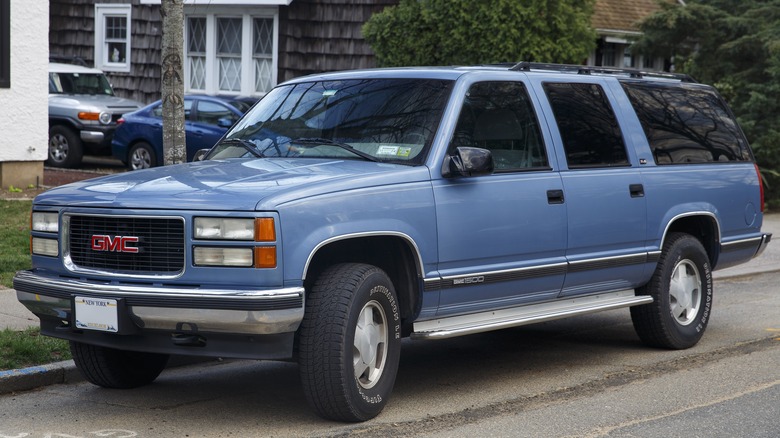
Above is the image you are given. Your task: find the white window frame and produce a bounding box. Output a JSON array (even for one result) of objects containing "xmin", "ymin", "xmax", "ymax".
[
  {"xmin": 95, "ymin": 4, "xmax": 132, "ymax": 73},
  {"xmin": 184, "ymin": 6, "xmax": 278, "ymax": 97}
]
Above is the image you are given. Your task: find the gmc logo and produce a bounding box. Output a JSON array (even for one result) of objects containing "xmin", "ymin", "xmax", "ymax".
[{"xmin": 90, "ymin": 235, "xmax": 140, "ymax": 253}]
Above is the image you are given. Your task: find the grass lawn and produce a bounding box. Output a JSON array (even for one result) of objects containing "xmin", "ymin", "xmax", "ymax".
[
  {"xmin": 0, "ymin": 200, "xmax": 72, "ymax": 369},
  {"xmin": 0, "ymin": 327, "xmax": 72, "ymax": 370},
  {"xmin": 0, "ymin": 200, "xmax": 32, "ymax": 289}
]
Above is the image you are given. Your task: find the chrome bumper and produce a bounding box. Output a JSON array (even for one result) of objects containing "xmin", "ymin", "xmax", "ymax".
[
  {"xmin": 13, "ymin": 270, "xmax": 304, "ymax": 335},
  {"xmin": 79, "ymin": 130, "xmax": 105, "ymax": 144},
  {"xmin": 755, "ymin": 233, "xmax": 772, "ymax": 258}
]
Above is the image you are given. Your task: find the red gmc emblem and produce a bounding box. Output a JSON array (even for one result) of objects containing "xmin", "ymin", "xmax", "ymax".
[{"xmin": 90, "ymin": 235, "xmax": 140, "ymax": 253}]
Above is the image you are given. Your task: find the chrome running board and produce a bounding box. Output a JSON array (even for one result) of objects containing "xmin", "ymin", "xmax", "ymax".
[{"xmin": 411, "ymin": 290, "xmax": 653, "ymax": 340}]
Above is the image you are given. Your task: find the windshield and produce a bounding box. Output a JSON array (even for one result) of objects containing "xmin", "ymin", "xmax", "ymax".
[
  {"xmin": 49, "ymin": 72, "xmax": 115, "ymax": 96},
  {"xmin": 209, "ymin": 78, "xmax": 453, "ymax": 164}
]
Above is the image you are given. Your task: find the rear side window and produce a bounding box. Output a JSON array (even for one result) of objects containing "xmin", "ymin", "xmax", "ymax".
[
  {"xmin": 621, "ymin": 82, "xmax": 751, "ymax": 164},
  {"xmin": 543, "ymin": 82, "xmax": 628, "ymax": 168}
]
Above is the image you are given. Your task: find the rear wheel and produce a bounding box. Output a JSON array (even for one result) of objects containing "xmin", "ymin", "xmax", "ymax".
[
  {"xmin": 47, "ymin": 126, "xmax": 83, "ymax": 168},
  {"xmin": 631, "ymin": 232, "xmax": 713, "ymax": 349},
  {"xmin": 70, "ymin": 341, "xmax": 169, "ymax": 389},
  {"xmin": 128, "ymin": 142, "xmax": 156, "ymax": 170},
  {"xmin": 298, "ymin": 263, "xmax": 402, "ymax": 422}
]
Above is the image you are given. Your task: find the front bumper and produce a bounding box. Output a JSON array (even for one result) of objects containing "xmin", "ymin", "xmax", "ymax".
[{"xmin": 13, "ymin": 270, "xmax": 304, "ymax": 359}]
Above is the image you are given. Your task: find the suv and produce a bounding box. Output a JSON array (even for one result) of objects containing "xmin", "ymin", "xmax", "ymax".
[
  {"xmin": 16, "ymin": 63, "xmax": 771, "ymax": 422},
  {"xmin": 48, "ymin": 62, "xmax": 143, "ymax": 168}
]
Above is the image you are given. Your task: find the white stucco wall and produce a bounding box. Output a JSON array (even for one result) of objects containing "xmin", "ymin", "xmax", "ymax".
[{"xmin": 0, "ymin": 0, "xmax": 49, "ymax": 163}]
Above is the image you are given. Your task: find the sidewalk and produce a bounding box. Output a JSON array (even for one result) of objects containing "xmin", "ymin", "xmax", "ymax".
[{"xmin": 0, "ymin": 213, "xmax": 777, "ymax": 393}]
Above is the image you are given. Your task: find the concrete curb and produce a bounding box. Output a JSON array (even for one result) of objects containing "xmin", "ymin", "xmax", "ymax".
[{"xmin": 0, "ymin": 360, "xmax": 82, "ymax": 395}]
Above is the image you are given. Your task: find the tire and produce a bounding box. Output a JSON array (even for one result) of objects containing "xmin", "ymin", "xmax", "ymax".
[
  {"xmin": 128, "ymin": 142, "xmax": 156, "ymax": 170},
  {"xmin": 70, "ymin": 341, "xmax": 169, "ymax": 389},
  {"xmin": 631, "ymin": 232, "xmax": 713, "ymax": 349},
  {"xmin": 298, "ymin": 263, "xmax": 402, "ymax": 422},
  {"xmin": 47, "ymin": 126, "xmax": 83, "ymax": 168}
]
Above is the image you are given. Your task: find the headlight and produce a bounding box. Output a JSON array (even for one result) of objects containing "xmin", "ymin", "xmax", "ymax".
[
  {"xmin": 99, "ymin": 111, "xmax": 112, "ymax": 124},
  {"xmin": 194, "ymin": 218, "xmax": 255, "ymax": 240},
  {"xmin": 193, "ymin": 217, "xmax": 275, "ymax": 241},
  {"xmin": 32, "ymin": 212, "xmax": 58, "ymax": 232},
  {"xmin": 32, "ymin": 237, "xmax": 59, "ymax": 257},
  {"xmin": 193, "ymin": 247, "xmax": 254, "ymax": 267}
]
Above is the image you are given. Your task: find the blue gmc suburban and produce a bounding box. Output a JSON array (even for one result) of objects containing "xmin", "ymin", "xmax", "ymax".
[{"xmin": 15, "ymin": 63, "xmax": 771, "ymax": 422}]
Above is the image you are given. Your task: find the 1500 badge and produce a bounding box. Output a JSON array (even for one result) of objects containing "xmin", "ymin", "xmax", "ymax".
[{"xmin": 453, "ymin": 276, "xmax": 485, "ymax": 285}]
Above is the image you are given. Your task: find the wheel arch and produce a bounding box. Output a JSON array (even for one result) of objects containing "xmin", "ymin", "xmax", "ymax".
[
  {"xmin": 661, "ymin": 212, "xmax": 721, "ymax": 267},
  {"xmin": 303, "ymin": 232, "xmax": 424, "ymax": 330},
  {"xmin": 48, "ymin": 116, "xmax": 82, "ymax": 131}
]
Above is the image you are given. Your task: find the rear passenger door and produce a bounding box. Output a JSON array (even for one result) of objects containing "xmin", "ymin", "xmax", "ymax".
[
  {"xmin": 536, "ymin": 79, "xmax": 648, "ymax": 297},
  {"xmin": 432, "ymin": 79, "xmax": 567, "ymax": 317}
]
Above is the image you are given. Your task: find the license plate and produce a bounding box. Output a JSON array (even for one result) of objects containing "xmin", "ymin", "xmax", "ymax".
[{"xmin": 74, "ymin": 296, "xmax": 119, "ymax": 332}]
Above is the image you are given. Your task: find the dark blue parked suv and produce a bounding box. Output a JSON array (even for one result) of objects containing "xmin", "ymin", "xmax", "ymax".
[{"xmin": 16, "ymin": 63, "xmax": 771, "ymax": 422}]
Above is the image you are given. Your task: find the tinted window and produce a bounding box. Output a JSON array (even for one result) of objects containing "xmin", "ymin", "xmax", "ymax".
[
  {"xmin": 621, "ymin": 82, "xmax": 751, "ymax": 164},
  {"xmin": 544, "ymin": 82, "xmax": 628, "ymax": 168},
  {"xmin": 49, "ymin": 73, "xmax": 114, "ymax": 96},
  {"xmin": 224, "ymin": 78, "xmax": 453, "ymax": 164},
  {"xmin": 451, "ymin": 81, "xmax": 547, "ymax": 171},
  {"xmin": 152, "ymin": 99, "xmax": 194, "ymax": 118},
  {"xmin": 196, "ymin": 101, "xmax": 237, "ymax": 126}
]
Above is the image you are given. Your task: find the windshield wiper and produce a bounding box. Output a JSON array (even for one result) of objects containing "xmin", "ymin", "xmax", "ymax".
[
  {"xmin": 292, "ymin": 138, "xmax": 379, "ymax": 162},
  {"xmin": 217, "ymin": 138, "xmax": 265, "ymax": 158}
]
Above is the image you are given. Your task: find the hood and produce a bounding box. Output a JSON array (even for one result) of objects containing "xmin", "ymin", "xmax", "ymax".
[
  {"xmin": 49, "ymin": 94, "xmax": 143, "ymax": 111},
  {"xmin": 34, "ymin": 159, "xmax": 431, "ymax": 211}
]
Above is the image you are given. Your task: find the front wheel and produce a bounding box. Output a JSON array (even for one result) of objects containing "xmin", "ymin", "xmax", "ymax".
[
  {"xmin": 70, "ymin": 341, "xmax": 169, "ymax": 388},
  {"xmin": 298, "ymin": 263, "xmax": 402, "ymax": 422},
  {"xmin": 631, "ymin": 232, "xmax": 713, "ymax": 349},
  {"xmin": 47, "ymin": 126, "xmax": 83, "ymax": 168}
]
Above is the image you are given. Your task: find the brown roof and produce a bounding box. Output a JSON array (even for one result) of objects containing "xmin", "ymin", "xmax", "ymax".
[{"xmin": 592, "ymin": 0, "xmax": 678, "ymax": 33}]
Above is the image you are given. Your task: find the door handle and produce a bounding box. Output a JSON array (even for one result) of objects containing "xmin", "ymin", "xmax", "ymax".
[
  {"xmin": 629, "ymin": 184, "xmax": 645, "ymax": 198},
  {"xmin": 547, "ymin": 189, "xmax": 565, "ymax": 204}
]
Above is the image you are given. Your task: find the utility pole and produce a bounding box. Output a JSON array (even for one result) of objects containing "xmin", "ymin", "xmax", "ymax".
[{"xmin": 160, "ymin": 0, "xmax": 186, "ymax": 165}]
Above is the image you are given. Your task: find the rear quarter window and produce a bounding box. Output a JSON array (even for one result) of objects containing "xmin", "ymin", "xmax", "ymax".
[{"xmin": 621, "ymin": 82, "xmax": 752, "ymax": 164}]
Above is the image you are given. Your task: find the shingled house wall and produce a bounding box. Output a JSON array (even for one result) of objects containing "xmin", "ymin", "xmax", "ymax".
[
  {"xmin": 49, "ymin": 0, "xmax": 397, "ymax": 101},
  {"xmin": 277, "ymin": 0, "xmax": 398, "ymax": 83}
]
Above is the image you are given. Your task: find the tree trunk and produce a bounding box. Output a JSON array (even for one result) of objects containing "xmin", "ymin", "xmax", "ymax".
[{"xmin": 160, "ymin": 0, "xmax": 186, "ymax": 165}]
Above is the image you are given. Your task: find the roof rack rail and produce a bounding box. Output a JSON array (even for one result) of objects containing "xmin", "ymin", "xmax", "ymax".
[{"xmin": 509, "ymin": 61, "xmax": 695, "ymax": 82}]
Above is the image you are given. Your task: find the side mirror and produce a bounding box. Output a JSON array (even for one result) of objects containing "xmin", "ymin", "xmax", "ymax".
[
  {"xmin": 217, "ymin": 117, "xmax": 234, "ymax": 128},
  {"xmin": 441, "ymin": 147, "xmax": 494, "ymax": 178},
  {"xmin": 194, "ymin": 149, "xmax": 210, "ymax": 161}
]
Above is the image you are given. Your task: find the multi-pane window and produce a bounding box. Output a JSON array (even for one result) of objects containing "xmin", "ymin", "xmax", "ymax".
[
  {"xmin": 253, "ymin": 18, "xmax": 273, "ymax": 93},
  {"xmin": 95, "ymin": 4, "xmax": 131, "ymax": 72},
  {"xmin": 185, "ymin": 11, "xmax": 278, "ymax": 97},
  {"xmin": 187, "ymin": 17, "xmax": 206, "ymax": 91},
  {"xmin": 217, "ymin": 17, "xmax": 242, "ymax": 92}
]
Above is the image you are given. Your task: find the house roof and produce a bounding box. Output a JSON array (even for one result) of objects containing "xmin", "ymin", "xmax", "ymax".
[{"xmin": 592, "ymin": 0, "xmax": 680, "ymax": 35}]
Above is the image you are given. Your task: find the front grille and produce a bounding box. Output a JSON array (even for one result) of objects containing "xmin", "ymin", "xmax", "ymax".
[{"xmin": 68, "ymin": 215, "xmax": 185, "ymax": 275}]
